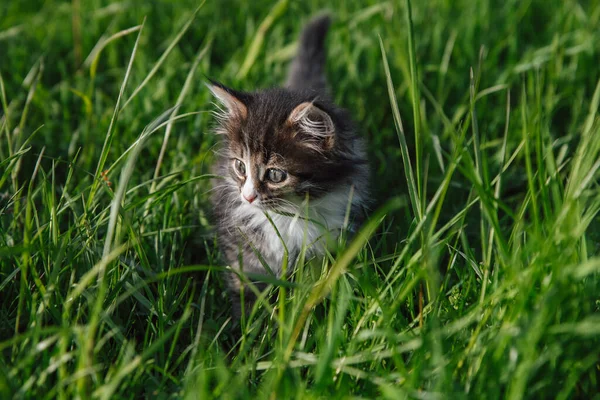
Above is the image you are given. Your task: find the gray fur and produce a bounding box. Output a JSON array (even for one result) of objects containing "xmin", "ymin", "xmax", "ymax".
[{"xmin": 286, "ymin": 14, "xmax": 331, "ymax": 94}]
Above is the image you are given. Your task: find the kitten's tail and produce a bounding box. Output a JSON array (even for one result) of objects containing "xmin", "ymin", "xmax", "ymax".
[{"xmin": 286, "ymin": 14, "xmax": 331, "ymax": 94}]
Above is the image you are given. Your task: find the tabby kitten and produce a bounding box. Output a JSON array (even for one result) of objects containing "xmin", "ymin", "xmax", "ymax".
[{"xmin": 209, "ymin": 15, "xmax": 369, "ymax": 318}]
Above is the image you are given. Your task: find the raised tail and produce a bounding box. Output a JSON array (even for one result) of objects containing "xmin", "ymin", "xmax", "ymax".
[{"xmin": 286, "ymin": 14, "xmax": 331, "ymax": 93}]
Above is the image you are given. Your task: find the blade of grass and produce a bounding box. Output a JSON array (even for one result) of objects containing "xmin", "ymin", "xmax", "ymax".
[
  {"xmin": 404, "ymin": 0, "xmax": 424, "ymax": 209},
  {"xmin": 237, "ymin": 0, "xmax": 288, "ymax": 80},
  {"xmin": 379, "ymin": 36, "xmax": 421, "ymax": 220},
  {"xmin": 86, "ymin": 19, "xmax": 145, "ymax": 212},
  {"xmin": 120, "ymin": 2, "xmax": 206, "ymax": 110},
  {"xmin": 150, "ymin": 36, "xmax": 213, "ymax": 193}
]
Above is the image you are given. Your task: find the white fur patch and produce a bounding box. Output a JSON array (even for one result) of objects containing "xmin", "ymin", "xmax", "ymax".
[{"xmin": 231, "ymin": 185, "xmax": 361, "ymax": 275}]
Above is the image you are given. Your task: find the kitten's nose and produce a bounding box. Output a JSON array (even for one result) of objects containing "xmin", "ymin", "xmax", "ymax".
[{"xmin": 243, "ymin": 192, "xmax": 257, "ymax": 203}]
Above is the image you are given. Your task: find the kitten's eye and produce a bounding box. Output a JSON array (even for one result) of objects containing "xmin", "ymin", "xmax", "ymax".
[
  {"xmin": 234, "ymin": 159, "xmax": 246, "ymax": 176},
  {"xmin": 266, "ymin": 168, "xmax": 287, "ymax": 183}
]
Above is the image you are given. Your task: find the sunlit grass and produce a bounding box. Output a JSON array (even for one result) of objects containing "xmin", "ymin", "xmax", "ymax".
[{"xmin": 1, "ymin": 0, "xmax": 599, "ymax": 398}]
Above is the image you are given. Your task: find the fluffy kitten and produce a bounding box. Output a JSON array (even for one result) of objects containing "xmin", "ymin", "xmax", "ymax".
[{"xmin": 208, "ymin": 15, "xmax": 369, "ymax": 318}]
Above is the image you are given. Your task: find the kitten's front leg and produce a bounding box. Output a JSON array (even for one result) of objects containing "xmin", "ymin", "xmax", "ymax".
[{"xmin": 222, "ymin": 243, "xmax": 270, "ymax": 321}]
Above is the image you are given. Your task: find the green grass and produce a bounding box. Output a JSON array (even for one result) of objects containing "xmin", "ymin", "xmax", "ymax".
[{"xmin": 1, "ymin": 0, "xmax": 600, "ymax": 398}]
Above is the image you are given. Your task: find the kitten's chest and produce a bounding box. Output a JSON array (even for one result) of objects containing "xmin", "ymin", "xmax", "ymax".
[
  {"xmin": 233, "ymin": 203, "xmax": 344, "ymax": 269},
  {"xmin": 224, "ymin": 185, "xmax": 360, "ymax": 275},
  {"xmin": 242, "ymin": 209, "xmax": 332, "ymax": 256}
]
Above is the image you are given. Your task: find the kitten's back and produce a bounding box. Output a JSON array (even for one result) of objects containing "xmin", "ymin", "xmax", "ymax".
[{"xmin": 286, "ymin": 14, "xmax": 331, "ymax": 94}]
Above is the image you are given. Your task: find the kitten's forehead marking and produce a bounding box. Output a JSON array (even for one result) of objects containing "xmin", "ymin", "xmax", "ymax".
[
  {"xmin": 258, "ymin": 165, "xmax": 266, "ymax": 181},
  {"xmin": 245, "ymin": 154, "xmax": 253, "ymax": 181}
]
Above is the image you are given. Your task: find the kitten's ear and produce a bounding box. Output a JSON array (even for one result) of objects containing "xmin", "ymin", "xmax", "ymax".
[
  {"xmin": 206, "ymin": 80, "xmax": 248, "ymax": 120},
  {"xmin": 288, "ymin": 102, "xmax": 335, "ymax": 150}
]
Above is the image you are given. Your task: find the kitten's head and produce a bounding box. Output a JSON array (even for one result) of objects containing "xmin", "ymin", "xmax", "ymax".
[{"xmin": 208, "ymin": 81, "xmax": 364, "ymax": 211}]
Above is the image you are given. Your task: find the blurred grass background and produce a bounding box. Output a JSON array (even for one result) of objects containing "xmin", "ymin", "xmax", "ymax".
[{"xmin": 1, "ymin": 0, "xmax": 599, "ymax": 398}]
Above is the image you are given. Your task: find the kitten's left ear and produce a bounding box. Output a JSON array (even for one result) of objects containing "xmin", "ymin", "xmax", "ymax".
[
  {"xmin": 206, "ymin": 80, "xmax": 249, "ymax": 120},
  {"xmin": 288, "ymin": 102, "xmax": 335, "ymax": 150}
]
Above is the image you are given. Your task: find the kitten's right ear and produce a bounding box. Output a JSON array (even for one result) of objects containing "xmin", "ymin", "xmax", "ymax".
[{"xmin": 205, "ymin": 80, "xmax": 249, "ymax": 120}]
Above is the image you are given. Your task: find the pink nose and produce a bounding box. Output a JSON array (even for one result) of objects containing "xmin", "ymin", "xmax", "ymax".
[{"xmin": 243, "ymin": 193, "xmax": 257, "ymax": 203}]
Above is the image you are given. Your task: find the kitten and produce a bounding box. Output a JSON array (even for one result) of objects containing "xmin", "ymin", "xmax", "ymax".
[{"xmin": 208, "ymin": 15, "xmax": 369, "ymax": 318}]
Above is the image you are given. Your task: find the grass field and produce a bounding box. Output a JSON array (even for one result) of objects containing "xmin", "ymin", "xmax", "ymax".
[{"xmin": 1, "ymin": 0, "xmax": 600, "ymax": 398}]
